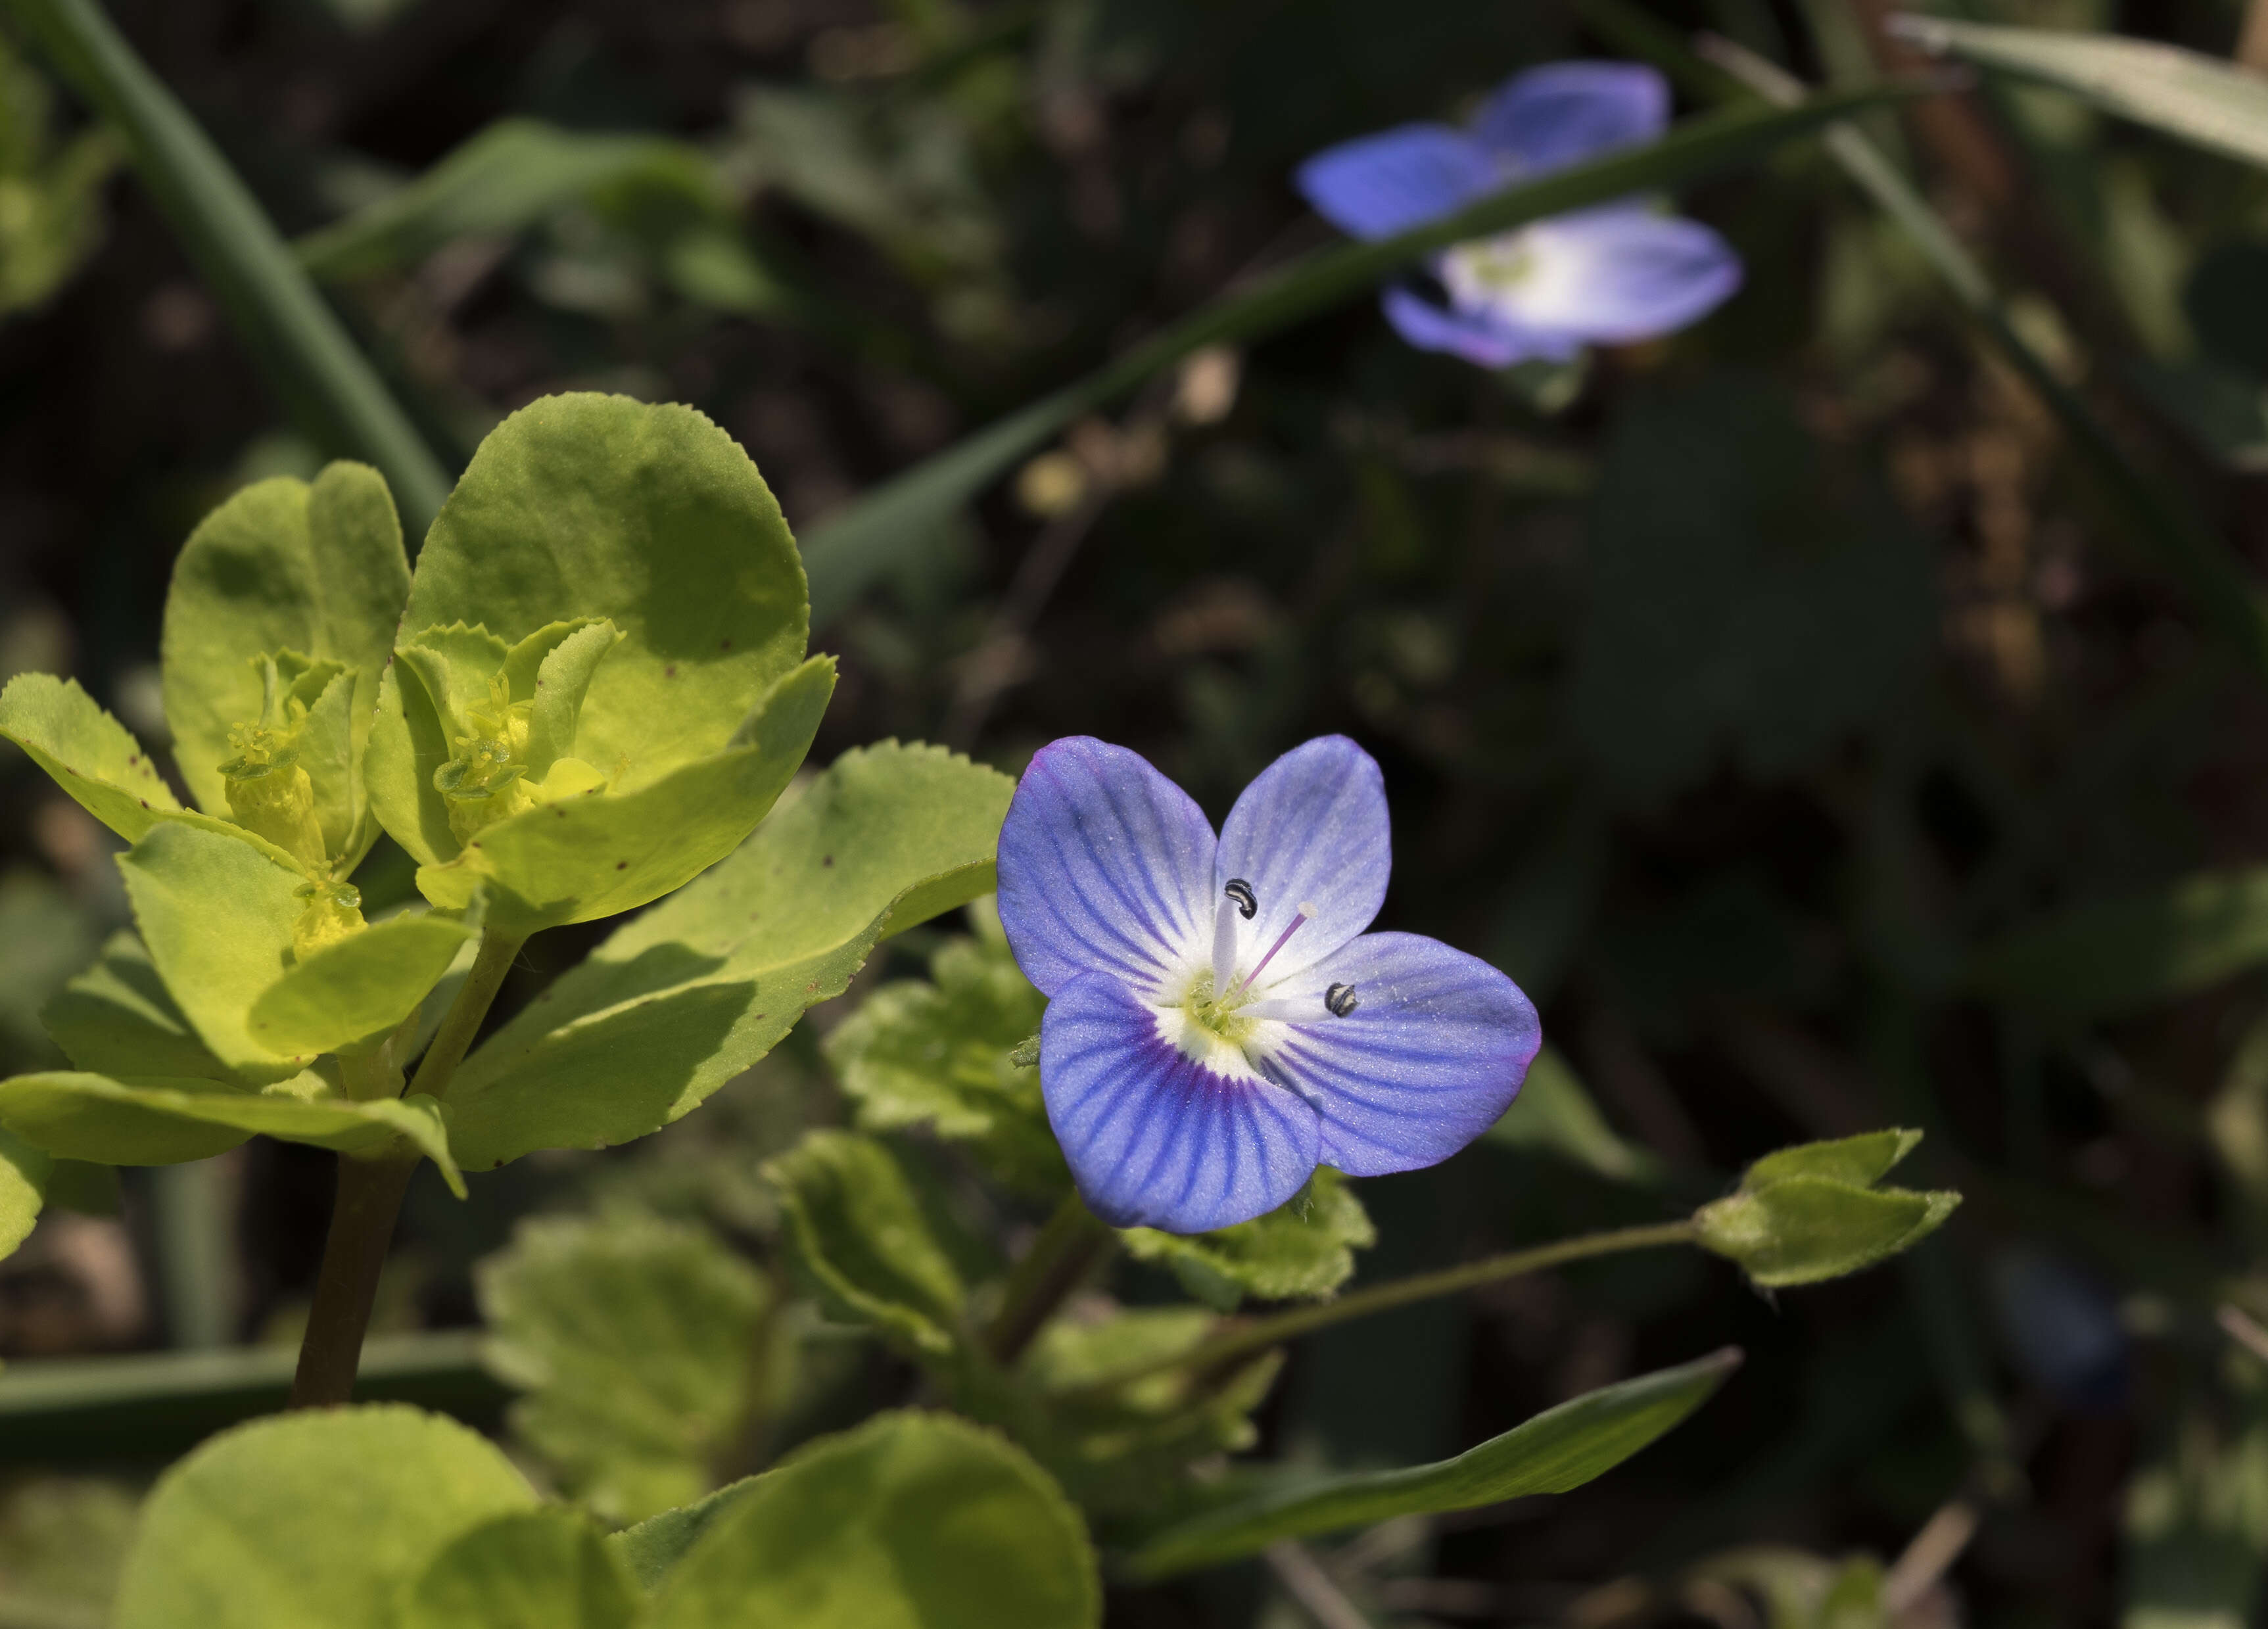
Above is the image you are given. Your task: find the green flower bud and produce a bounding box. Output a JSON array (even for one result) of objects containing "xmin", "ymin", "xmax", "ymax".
[{"xmin": 291, "ymin": 879, "xmax": 366, "ymax": 960}]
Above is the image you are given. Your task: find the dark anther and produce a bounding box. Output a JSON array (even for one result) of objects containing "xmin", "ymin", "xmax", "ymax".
[
  {"xmin": 1223, "ymin": 878, "xmax": 1258, "ymax": 919},
  {"xmin": 1325, "ymin": 982, "xmax": 1359, "ymax": 1018}
]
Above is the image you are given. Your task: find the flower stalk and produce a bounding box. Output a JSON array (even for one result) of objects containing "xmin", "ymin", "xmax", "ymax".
[
  {"xmin": 288, "ymin": 927, "xmax": 523, "ymax": 1407},
  {"xmin": 985, "ymin": 1191, "xmax": 1118, "ymax": 1367},
  {"xmin": 1070, "ymin": 1217, "xmax": 1699, "ymax": 1399}
]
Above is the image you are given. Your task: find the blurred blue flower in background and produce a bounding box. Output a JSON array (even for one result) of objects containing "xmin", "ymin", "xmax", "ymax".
[
  {"xmin": 1990, "ymin": 1247, "xmax": 2130, "ymax": 1414},
  {"xmin": 996, "ymin": 734, "xmax": 1540, "ymax": 1233},
  {"xmin": 1295, "ymin": 62, "xmax": 1743, "ymax": 367}
]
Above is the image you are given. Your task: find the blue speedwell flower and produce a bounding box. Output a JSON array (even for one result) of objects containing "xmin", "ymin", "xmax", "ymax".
[
  {"xmin": 997, "ymin": 735, "xmax": 1540, "ymax": 1233},
  {"xmin": 1295, "ymin": 61, "xmax": 1742, "ymax": 367}
]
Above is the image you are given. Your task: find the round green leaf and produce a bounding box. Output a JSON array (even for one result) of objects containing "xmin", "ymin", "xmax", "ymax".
[
  {"xmin": 401, "ymin": 392, "xmax": 806, "ymax": 793},
  {"xmin": 649, "ymin": 1411, "xmax": 1099, "ymax": 1629},
  {"xmin": 0, "ymin": 1125, "xmax": 51, "ymax": 1261},
  {"xmin": 247, "ymin": 910, "xmax": 476, "ymax": 1057},
  {"xmin": 160, "ymin": 464, "xmax": 409, "ymax": 823},
  {"xmin": 397, "ymin": 1510, "xmax": 639, "ymax": 1629},
  {"xmin": 114, "ymin": 1404, "xmax": 537, "ymax": 1629}
]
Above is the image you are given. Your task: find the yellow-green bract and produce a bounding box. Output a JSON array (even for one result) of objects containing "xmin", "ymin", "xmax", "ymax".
[{"xmin": 364, "ymin": 392, "xmax": 835, "ymax": 935}]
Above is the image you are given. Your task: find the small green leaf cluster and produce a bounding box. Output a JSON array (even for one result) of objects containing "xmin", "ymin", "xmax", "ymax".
[
  {"xmin": 0, "ymin": 391, "xmax": 1012, "ymax": 1237},
  {"xmin": 108, "ymin": 1403, "xmax": 1100, "ymax": 1629},
  {"xmin": 1693, "ymin": 1129, "xmax": 1961, "ymax": 1288}
]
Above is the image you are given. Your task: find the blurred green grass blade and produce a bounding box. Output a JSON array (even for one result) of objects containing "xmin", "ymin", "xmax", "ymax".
[
  {"xmin": 296, "ymin": 118, "xmax": 732, "ymax": 282},
  {"xmin": 0, "ymin": 1331, "xmax": 504, "ymax": 1462},
  {"xmin": 4, "ymin": 0, "xmax": 453, "ymax": 533},
  {"xmin": 1705, "ymin": 39, "xmax": 2268, "ymax": 678},
  {"xmin": 1890, "ymin": 14, "xmax": 2268, "ymax": 172},
  {"xmin": 1967, "ymin": 867, "xmax": 2268, "ymax": 1022},
  {"xmin": 1123, "ymin": 1348, "xmax": 1741, "ymax": 1579},
  {"xmin": 799, "ymin": 84, "xmax": 1914, "ymax": 628}
]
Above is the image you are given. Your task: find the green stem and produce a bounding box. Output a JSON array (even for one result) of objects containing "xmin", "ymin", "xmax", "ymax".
[
  {"xmin": 287, "ymin": 929, "xmax": 521, "ymax": 1407},
  {"xmin": 1075, "ymin": 1219, "xmax": 1699, "ymax": 1398},
  {"xmin": 406, "ymin": 930, "xmax": 523, "ymax": 1104},
  {"xmin": 288, "ymin": 1150, "xmax": 416, "ymax": 1408},
  {"xmin": 4, "ymin": 0, "xmax": 453, "ymax": 532},
  {"xmin": 985, "ymin": 1192, "xmax": 1117, "ymax": 1367}
]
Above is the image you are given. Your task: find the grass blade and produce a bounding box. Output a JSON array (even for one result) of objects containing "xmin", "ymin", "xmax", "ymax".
[
  {"xmin": 1702, "ymin": 37, "xmax": 2268, "ymax": 679},
  {"xmin": 1891, "ymin": 14, "xmax": 2268, "ymax": 172},
  {"xmin": 5, "ymin": 0, "xmax": 454, "ymax": 533},
  {"xmin": 799, "ymin": 84, "xmax": 1918, "ymax": 628}
]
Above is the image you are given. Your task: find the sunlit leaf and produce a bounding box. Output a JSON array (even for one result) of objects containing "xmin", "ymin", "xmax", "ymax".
[
  {"xmin": 646, "ymin": 1411, "xmax": 1100, "ymax": 1629},
  {"xmin": 396, "ymin": 1509, "xmax": 640, "ymax": 1629},
  {"xmin": 443, "ymin": 741, "xmax": 1010, "ymax": 1169},
  {"xmin": 112, "ymin": 1404, "xmax": 537, "ymax": 1629}
]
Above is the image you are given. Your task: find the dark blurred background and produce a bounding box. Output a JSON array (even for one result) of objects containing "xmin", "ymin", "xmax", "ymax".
[{"xmin": 8, "ymin": 0, "xmax": 2268, "ymax": 1623}]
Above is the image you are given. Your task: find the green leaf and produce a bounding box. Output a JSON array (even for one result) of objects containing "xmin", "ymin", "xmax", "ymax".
[
  {"xmin": 825, "ymin": 914, "xmax": 1060, "ymax": 1195},
  {"xmin": 247, "ymin": 910, "xmax": 477, "ymax": 1058},
  {"xmin": 442, "ymin": 740, "xmax": 1011, "ymax": 1169},
  {"xmin": 609, "ymin": 1478, "xmax": 757, "ymax": 1592},
  {"xmin": 296, "ymin": 118, "xmax": 735, "ymax": 282},
  {"xmin": 1968, "ymin": 869, "xmax": 2268, "ymax": 1023},
  {"xmin": 1741, "ymin": 1129, "xmax": 1922, "ymax": 1192},
  {"xmin": 647, "ymin": 1411, "xmax": 1100, "ymax": 1629},
  {"xmin": 3, "ymin": 0, "xmax": 452, "ymax": 531},
  {"xmin": 1001, "ymin": 1308, "xmax": 1281, "ymax": 1519},
  {"xmin": 41, "ymin": 930, "xmax": 236, "ymax": 1082},
  {"xmin": 0, "ymin": 1125, "xmax": 51, "ymax": 1262},
  {"xmin": 1486, "ymin": 1044, "xmax": 1665, "ymax": 1185},
  {"xmin": 396, "ymin": 1509, "xmax": 640, "ymax": 1629},
  {"xmin": 111, "ymin": 1403, "xmax": 537, "ymax": 1629},
  {"xmin": 1125, "ymin": 1348, "xmax": 1743, "ymax": 1580},
  {"xmin": 1694, "ymin": 1178, "xmax": 1959, "ymax": 1288},
  {"xmin": 409, "ymin": 654, "xmax": 835, "ymax": 933},
  {"xmin": 0, "ymin": 1072, "xmax": 463, "ymax": 1192},
  {"xmin": 159, "ymin": 461, "xmax": 409, "ymax": 840},
  {"xmin": 118, "ymin": 821, "xmax": 319, "ymax": 1083},
  {"xmin": 765, "ymin": 1129, "xmax": 978, "ymax": 1359},
  {"xmin": 1118, "ymin": 1169, "xmax": 1375, "ymax": 1311},
  {"xmin": 368, "ymin": 392, "xmax": 811, "ymax": 871},
  {"xmin": 797, "ymin": 85, "xmax": 1912, "ymax": 628},
  {"xmin": 1891, "ymin": 16, "xmax": 2268, "ymax": 172},
  {"xmin": 0, "ymin": 672, "xmax": 182, "ymax": 841},
  {"xmin": 477, "ymin": 1214, "xmax": 776, "ymax": 1524}
]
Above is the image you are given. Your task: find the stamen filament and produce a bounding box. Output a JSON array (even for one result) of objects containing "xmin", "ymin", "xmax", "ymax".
[
  {"xmin": 1231, "ymin": 901, "xmax": 1315, "ymax": 999},
  {"xmin": 1212, "ymin": 897, "xmax": 1240, "ymax": 1001}
]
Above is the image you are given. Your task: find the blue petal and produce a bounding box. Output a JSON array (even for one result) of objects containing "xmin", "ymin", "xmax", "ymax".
[
  {"xmin": 1471, "ymin": 61, "xmax": 1670, "ymax": 172},
  {"xmin": 1499, "ymin": 206, "xmax": 1742, "ymax": 342},
  {"xmin": 997, "ymin": 737, "xmax": 1216, "ymax": 999},
  {"xmin": 1382, "ymin": 286, "xmax": 1577, "ymax": 368},
  {"xmin": 1041, "ymin": 971, "xmax": 1321, "ymax": 1232},
  {"xmin": 1216, "ymin": 735, "xmax": 1391, "ymax": 980},
  {"xmin": 1295, "ymin": 124, "xmax": 1496, "ymax": 239},
  {"xmin": 1256, "ymin": 932, "xmax": 1539, "ymax": 1176}
]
